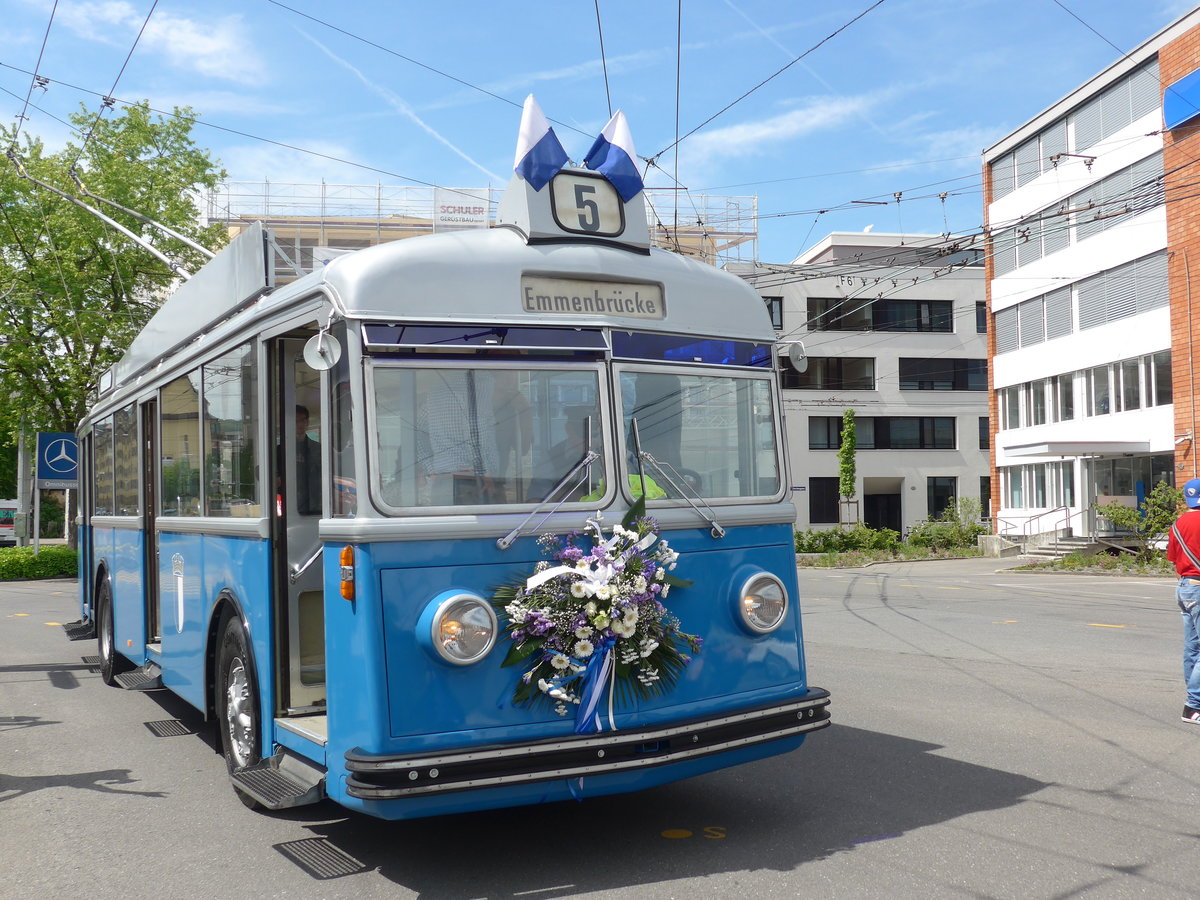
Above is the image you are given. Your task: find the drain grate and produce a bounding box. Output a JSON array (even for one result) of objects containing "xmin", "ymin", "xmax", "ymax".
[
  {"xmin": 274, "ymin": 838, "xmax": 366, "ymax": 880},
  {"xmin": 144, "ymin": 719, "xmax": 195, "ymax": 738}
]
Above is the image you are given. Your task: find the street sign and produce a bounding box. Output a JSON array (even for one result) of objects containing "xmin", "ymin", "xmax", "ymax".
[{"xmin": 36, "ymin": 432, "xmax": 79, "ymax": 489}]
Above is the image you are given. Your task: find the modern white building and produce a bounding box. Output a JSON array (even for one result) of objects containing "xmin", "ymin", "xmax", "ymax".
[
  {"xmin": 982, "ymin": 13, "xmax": 1199, "ymax": 543},
  {"xmin": 736, "ymin": 232, "xmax": 989, "ymax": 533}
]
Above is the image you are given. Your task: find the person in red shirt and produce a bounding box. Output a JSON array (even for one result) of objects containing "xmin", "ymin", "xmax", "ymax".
[{"xmin": 1166, "ymin": 478, "xmax": 1200, "ymax": 723}]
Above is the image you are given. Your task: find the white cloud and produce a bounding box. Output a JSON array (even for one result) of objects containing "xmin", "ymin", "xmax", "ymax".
[
  {"xmin": 140, "ymin": 12, "xmax": 265, "ymax": 83},
  {"xmin": 44, "ymin": 1, "xmax": 265, "ymax": 83},
  {"xmin": 680, "ymin": 93, "xmax": 878, "ymax": 180},
  {"xmin": 217, "ymin": 140, "xmax": 369, "ymax": 185}
]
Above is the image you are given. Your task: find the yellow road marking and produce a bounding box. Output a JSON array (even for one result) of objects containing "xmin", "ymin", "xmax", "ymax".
[
  {"xmin": 993, "ymin": 620, "xmax": 1019, "ymax": 624},
  {"xmin": 661, "ymin": 829, "xmax": 693, "ymax": 839},
  {"xmin": 44, "ymin": 622, "xmax": 61, "ymax": 626},
  {"xmin": 1088, "ymin": 623, "xmax": 1126, "ymax": 629},
  {"xmin": 936, "ymin": 586, "xmax": 962, "ymax": 590},
  {"xmin": 7, "ymin": 613, "xmax": 29, "ymax": 617}
]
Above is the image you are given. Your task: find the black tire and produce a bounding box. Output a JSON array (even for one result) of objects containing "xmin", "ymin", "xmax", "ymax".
[
  {"xmin": 215, "ymin": 612, "xmax": 263, "ymax": 809},
  {"xmin": 96, "ymin": 581, "xmax": 133, "ymax": 686}
]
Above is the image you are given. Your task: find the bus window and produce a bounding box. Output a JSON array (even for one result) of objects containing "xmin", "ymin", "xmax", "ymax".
[
  {"xmin": 93, "ymin": 416, "xmax": 115, "ymax": 516},
  {"xmin": 202, "ymin": 344, "xmax": 258, "ymax": 517},
  {"xmin": 372, "ymin": 366, "xmax": 606, "ymax": 510},
  {"xmin": 114, "ymin": 405, "xmax": 140, "ymax": 516},
  {"xmin": 160, "ymin": 371, "xmax": 202, "ymax": 516},
  {"xmin": 620, "ymin": 369, "xmax": 780, "ymax": 499}
]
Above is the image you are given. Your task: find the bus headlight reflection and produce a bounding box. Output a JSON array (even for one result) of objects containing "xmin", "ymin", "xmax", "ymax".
[
  {"xmin": 430, "ymin": 594, "xmax": 498, "ymax": 665},
  {"xmin": 737, "ymin": 573, "xmax": 788, "ymax": 634}
]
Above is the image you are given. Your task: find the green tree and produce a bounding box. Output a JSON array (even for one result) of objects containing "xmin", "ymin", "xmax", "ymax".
[
  {"xmin": 838, "ymin": 408, "xmax": 857, "ymax": 500},
  {"xmin": 1098, "ymin": 480, "xmax": 1184, "ymax": 562},
  {"xmin": 0, "ymin": 102, "xmax": 227, "ymax": 438}
]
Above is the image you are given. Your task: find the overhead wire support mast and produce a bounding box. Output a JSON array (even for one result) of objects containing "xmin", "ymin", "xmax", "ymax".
[
  {"xmin": 68, "ymin": 168, "xmax": 215, "ymax": 260},
  {"xmin": 6, "ymin": 150, "xmax": 193, "ymax": 281}
]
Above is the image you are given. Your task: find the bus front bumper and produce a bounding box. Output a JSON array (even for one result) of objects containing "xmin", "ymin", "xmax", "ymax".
[{"xmin": 344, "ymin": 689, "xmax": 830, "ymax": 800}]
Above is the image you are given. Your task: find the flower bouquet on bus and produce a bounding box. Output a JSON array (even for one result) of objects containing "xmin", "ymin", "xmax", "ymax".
[{"xmin": 492, "ymin": 497, "xmax": 700, "ymax": 734}]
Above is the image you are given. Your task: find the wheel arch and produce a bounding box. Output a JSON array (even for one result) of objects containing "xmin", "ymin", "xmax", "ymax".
[{"xmin": 205, "ymin": 589, "xmax": 254, "ymax": 722}]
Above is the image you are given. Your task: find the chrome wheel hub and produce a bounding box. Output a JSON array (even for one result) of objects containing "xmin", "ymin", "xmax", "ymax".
[{"xmin": 224, "ymin": 659, "xmax": 254, "ymax": 768}]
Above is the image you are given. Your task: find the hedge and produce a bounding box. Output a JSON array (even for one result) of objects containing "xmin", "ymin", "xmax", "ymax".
[{"xmin": 0, "ymin": 546, "xmax": 78, "ymax": 581}]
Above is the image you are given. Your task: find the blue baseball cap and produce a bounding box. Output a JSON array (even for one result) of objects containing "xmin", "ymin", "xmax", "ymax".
[{"xmin": 1186, "ymin": 479, "xmax": 1200, "ymax": 509}]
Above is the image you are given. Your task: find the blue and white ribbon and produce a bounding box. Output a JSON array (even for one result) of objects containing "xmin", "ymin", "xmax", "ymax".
[
  {"xmin": 584, "ymin": 110, "xmax": 643, "ymax": 202},
  {"xmin": 513, "ymin": 95, "xmax": 568, "ymax": 191}
]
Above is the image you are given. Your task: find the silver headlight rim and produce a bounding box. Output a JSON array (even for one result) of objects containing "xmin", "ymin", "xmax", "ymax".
[
  {"xmin": 737, "ymin": 572, "xmax": 788, "ymax": 635},
  {"xmin": 430, "ymin": 593, "xmax": 499, "ymax": 666}
]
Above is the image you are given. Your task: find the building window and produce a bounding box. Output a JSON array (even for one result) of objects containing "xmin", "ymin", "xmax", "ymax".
[
  {"xmin": 1025, "ymin": 379, "xmax": 1047, "ymax": 426},
  {"xmin": 980, "ymin": 475, "xmax": 991, "ymax": 519},
  {"xmin": 783, "ymin": 357, "xmax": 874, "ymax": 390},
  {"xmin": 1087, "ymin": 365, "xmax": 1112, "ymax": 416},
  {"xmin": 763, "ymin": 296, "xmax": 783, "ymax": 330},
  {"xmin": 1054, "ymin": 373, "xmax": 1074, "ymax": 421},
  {"xmin": 877, "ymin": 417, "xmax": 955, "ymax": 450},
  {"xmin": 927, "ymin": 476, "xmax": 957, "ymax": 518},
  {"xmin": 807, "ymin": 298, "xmax": 952, "ymax": 333},
  {"xmin": 1148, "ymin": 350, "xmax": 1172, "ymax": 406},
  {"xmin": 1001, "ymin": 385, "xmax": 1020, "ymax": 429},
  {"xmin": 809, "ymin": 476, "xmax": 839, "ymax": 524},
  {"xmin": 979, "ymin": 417, "xmax": 989, "ymax": 450},
  {"xmin": 899, "ymin": 358, "xmax": 987, "ymax": 391},
  {"xmin": 976, "ymin": 302, "xmax": 987, "ymax": 334},
  {"xmin": 808, "ymin": 416, "xmax": 841, "ymax": 450}
]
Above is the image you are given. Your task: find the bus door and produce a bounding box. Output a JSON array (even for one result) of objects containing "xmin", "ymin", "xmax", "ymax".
[
  {"xmin": 272, "ymin": 334, "xmax": 326, "ymax": 713},
  {"xmin": 141, "ymin": 398, "xmax": 161, "ymax": 643}
]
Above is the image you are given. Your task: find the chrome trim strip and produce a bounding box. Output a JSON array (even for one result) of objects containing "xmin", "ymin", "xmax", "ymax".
[
  {"xmin": 348, "ymin": 693, "xmax": 829, "ymax": 772},
  {"xmin": 348, "ymin": 718, "xmax": 829, "ymax": 799}
]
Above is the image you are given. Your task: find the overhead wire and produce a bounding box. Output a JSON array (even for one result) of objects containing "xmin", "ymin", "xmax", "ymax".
[
  {"xmin": 8, "ymin": 0, "xmax": 57, "ymax": 150},
  {"xmin": 648, "ymin": 0, "xmax": 889, "ymax": 162},
  {"xmin": 594, "ymin": 0, "xmax": 612, "ymax": 118}
]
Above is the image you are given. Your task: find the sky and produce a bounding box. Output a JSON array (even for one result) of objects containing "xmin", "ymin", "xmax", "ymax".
[{"xmin": 3, "ymin": 0, "xmax": 1197, "ymax": 262}]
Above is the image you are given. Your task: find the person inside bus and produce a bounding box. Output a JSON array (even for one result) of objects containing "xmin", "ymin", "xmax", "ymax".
[{"xmin": 295, "ymin": 404, "xmax": 322, "ymax": 515}]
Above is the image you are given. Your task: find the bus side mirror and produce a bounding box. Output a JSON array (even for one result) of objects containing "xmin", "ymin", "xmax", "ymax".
[{"xmin": 781, "ymin": 341, "xmax": 807, "ymax": 374}]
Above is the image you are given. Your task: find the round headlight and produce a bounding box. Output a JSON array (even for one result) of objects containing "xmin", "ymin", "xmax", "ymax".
[
  {"xmin": 737, "ymin": 573, "xmax": 788, "ymax": 634},
  {"xmin": 430, "ymin": 594, "xmax": 498, "ymax": 665}
]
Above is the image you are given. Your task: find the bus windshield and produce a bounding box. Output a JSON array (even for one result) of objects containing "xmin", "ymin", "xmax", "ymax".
[
  {"xmin": 619, "ymin": 368, "xmax": 780, "ymax": 500},
  {"xmin": 371, "ymin": 365, "xmax": 608, "ymax": 510}
]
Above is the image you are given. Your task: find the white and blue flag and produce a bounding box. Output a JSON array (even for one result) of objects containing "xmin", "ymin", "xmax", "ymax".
[
  {"xmin": 513, "ymin": 95, "xmax": 568, "ymax": 192},
  {"xmin": 584, "ymin": 110, "xmax": 643, "ymax": 202}
]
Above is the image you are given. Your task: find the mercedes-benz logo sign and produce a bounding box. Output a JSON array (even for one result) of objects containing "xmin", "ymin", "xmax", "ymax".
[{"xmin": 43, "ymin": 438, "xmax": 78, "ymax": 474}]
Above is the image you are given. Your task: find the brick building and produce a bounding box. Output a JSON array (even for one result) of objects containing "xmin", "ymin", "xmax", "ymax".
[{"xmin": 983, "ymin": 8, "xmax": 1200, "ymax": 543}]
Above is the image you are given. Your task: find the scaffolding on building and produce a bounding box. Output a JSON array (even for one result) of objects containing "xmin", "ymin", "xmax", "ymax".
[{"xmin": 204, "ymin": 181, "xmax": 758, "ymax": 283}]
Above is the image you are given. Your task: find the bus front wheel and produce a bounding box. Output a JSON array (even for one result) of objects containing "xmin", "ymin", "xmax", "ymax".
[
  {"xmin": 97, "ymin": 581, "xmax": 132, "ymax": 686},
  {"xmin": 216, "ymin": 612, "xmax": 263, "ymax": 809}
]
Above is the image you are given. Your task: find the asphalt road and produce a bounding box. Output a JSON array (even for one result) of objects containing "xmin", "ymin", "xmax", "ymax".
[{"xmin": 2, "ymin": 561, "xmax": 1196, "ymax": 899}]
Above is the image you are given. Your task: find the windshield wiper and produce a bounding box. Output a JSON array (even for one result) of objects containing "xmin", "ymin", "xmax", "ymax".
[
  {"xmin": 497, "ymin": 418, "xmax": 598, "ymax": 551},
  {"xmin": 630, "ymin": 417, "xmax": 725, "ymax": 539}
]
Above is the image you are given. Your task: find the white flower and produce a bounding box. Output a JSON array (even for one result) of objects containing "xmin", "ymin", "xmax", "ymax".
[
  {"xmin": 634, "ymin": 576, "xmax": 648, "ymax": 592},
  {"xmin": 576, "ymin": 559, "xmax": 591, "ymax": 571},
  {"xmin": 550, "ymin": 653, "xmax": 570, "ymax": 670},
  {"xmin": 611, "ymin": 619, "xmax": 633, "ymax": 637},
  {"xmin": 656, "ymin": 569, "xmax": 666, "ymax": 581},
  {"xmin": 575, "ymin": 639, "xmax": 595, "ymax": 658},
  {"xmin": 595, "ymin": 584, "xmax": 612, "ymax": 601},
  {"xmin": 570, "ymin": 581, "xmax": 587, "ymax": 599},
  {"xmin": 537, "ymin": 678, "xmax": 553, "ymax": 694},
  {"xmin": 585, "ymin": 601, "xmax": 597, "ymax": 615},
  {"xmin": 593, "ymin": 616, "xmax": 611, "ymax": 630},
  {"xmin": 661, "ymin": 583, "xmax": 670, "ymax": 598},
  {"xmin": 623, "ymin": 608, "xmax": 639, "ymax": 627},
  {"xmin": 640, "ymin": 639, "xmax": 659, "ymax": 657},
  {"xmin": 575, "ymin": 625, "xmax": 593, "ymax": 639}
]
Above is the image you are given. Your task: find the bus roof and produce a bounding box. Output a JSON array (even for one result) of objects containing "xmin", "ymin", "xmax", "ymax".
[{"xmin": 103, "ymin": 175, "xmax": 773, "ymax": 398}]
